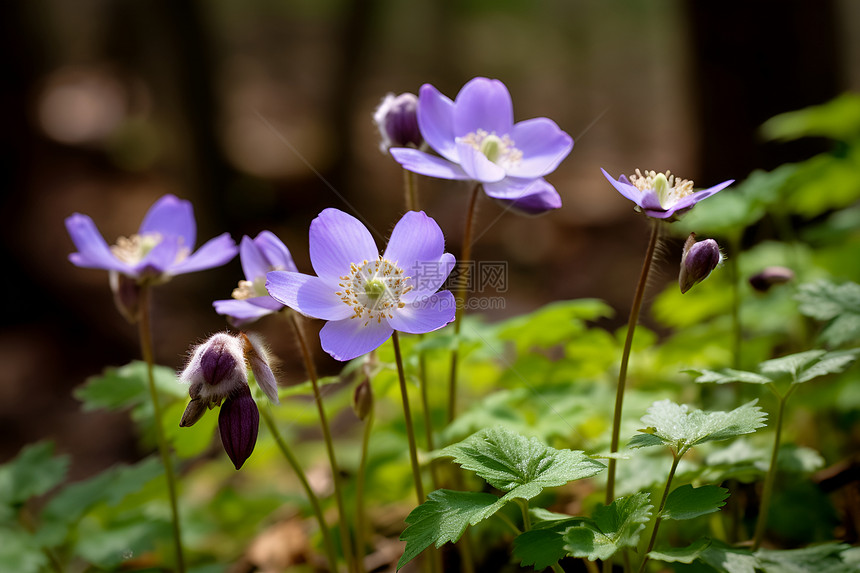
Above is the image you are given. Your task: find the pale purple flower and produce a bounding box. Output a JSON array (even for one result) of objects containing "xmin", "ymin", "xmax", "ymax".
[
  {"xmin": 214, "ymin": 231, "xmax": 297, "ymax": 326},
  {"xmin": 65, "ymin": 194, "xmax": 238, "ymax": 283},
  {"xmin": 601, "ymin": 168, "xmax": 734, "ymax": 220},
  {"xmin": 266, "ymin": 208, "xmax": 456, "ymax": 361},
  {"xmin": 389, "ymin": 77, "xmax": 573, "ymax": 215}
]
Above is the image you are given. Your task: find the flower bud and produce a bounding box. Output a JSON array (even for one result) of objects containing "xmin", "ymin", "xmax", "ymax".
[
  {"xmin": 218, "ymin": 385, "xmax": 259, "ymax": 470},
  {"xmin": 241, "ymin": 332, "xmax": 279, "ymax": 404},
  {"xmin": 352, "ymin": 378, "xmax": 373, "ymax": 421},
  {"xmin": 110, "ymin": 271, "xmax": 142, "ymax": 323},
  {"xmin": 373, "ymin": 92, "xmax": 423, "ymax": 152},
  {"xmin": 749, "ymin": 266, "xmax": 795, "ymax": 292},
  {"xmin": 180, "ymin": 333, "xmax": 248, "ymax": 404},
  {"xmin": 679, "ymin": 233, "xmax": 722, "ymax": 294}
]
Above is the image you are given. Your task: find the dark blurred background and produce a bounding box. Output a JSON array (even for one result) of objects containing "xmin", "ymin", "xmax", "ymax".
[{"xmin": 2, "ymin": 0, "xmax": 858, "ymax": 478}]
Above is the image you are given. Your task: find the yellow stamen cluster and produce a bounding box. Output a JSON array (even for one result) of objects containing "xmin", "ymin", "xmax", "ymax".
[
  {"xmin": 629, "ymin": 169, "xmax": 695, "ymax": 209},
  {"xmin": 232, "ymin": 280, "xmax": 259, "ymax": 300},
  {"xmin": 335, "ymin": 256, "xmax": 412, "ymax": 326},
  {"xmin": 458, "ymin": 129, "xmax": 523, "ymax": 167},
  {"xmin": 111, "ymin": 232, "xmax": 165, "ymax": 264}
]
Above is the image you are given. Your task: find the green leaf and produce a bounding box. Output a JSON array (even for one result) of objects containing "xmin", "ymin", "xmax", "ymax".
[
  {"xmin": 630, "ymin": 400, "xmax": 767, "ymax": 452},
  {"xmin": 495, "ymin": 299, "xmax": 614, "ymax": 351},
  {"xmin": 759, "ymin": 93, "xmax": 860, "ymax": 143},
  {"xmin": 698, "ymin": 540, "xmax": 757, "ymax": 573},
  {"xmin": 0, "ymin": 526, "xmax": 47, "ymax": 573},
  {"xmin": 648, "ymin": 537, "xmax": 711, "ymax": 563},
  {"xmin": 760, "ymin": 349, "xmax": 858, "ymax": 384},
  {"xmin": 562, "ymin": 493, "xmax": 652, "ymax": 561},
  {"xmin": 397, "ymin": 489, "xmax": 501, "ymax": 570},
  {"xmin": 755, "ymin": 543, "xmax": 850, "ymax": 573},
  {"xmin": 0, "ymin": 442, "xmax": 68, "ymax": 508},
  {"xmin": 439, "ymin": 427, "xmax": 605, "ymax": 502},
  {"xmin": 75, "ymin": 361, "xmax": 185, "ymax": 412},
  {"xmin": 689, "ymin": 368, "xmax": 773, "ymax": 385},
  {"xmin": 796, "ymin": 280, "xmax": 860, "ymax": 346},
  {"xmin": 513, "ymin": 519, "xmax": 581, "ymax": 570},
  {"xmin": 662, "ymin": 484, "xmax": 729, "ymax": 521}
]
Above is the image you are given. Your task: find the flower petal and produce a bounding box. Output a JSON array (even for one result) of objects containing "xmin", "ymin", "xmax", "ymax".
[
  {"xmin": 417, "ymin": 83, "xmax": 459, "ymax": 162},
  {"xmin": 456, "ymin": 142, "xmax": 506, "ymax": 182},
  {"xmin": 218, "ymin": 386, "xmax": 259, "ymax": 470},
  {"xmin": 383, "ymin": 211, "xmax": 445, "ymax": 267},
  {"xmin": 389, "ymin": 148, "xmax": 471, "ymax": 181},
  {"xmin": 213, "ymin": 298, "xmax": 280, "ymax": 327},
  {"xmin": 309, "ymin": 209, "xmax": 379, "ymax": 282},
  {"xmin": 485, "ymin": 177, "xmax": 562, "ymax": 215},
  {"xmin": 601, "ymin": 168, "xmax": 643, "ymax": 205},
  {"xmin": 266, "ymin": 271, "xmax": 353, "ymax": 321},
  {"xmin": 669, "ymin": 180, "xmax": 735, "ymax": 214},
  {"xmin": 238, "ymin": 236, "xmax": 268, "ymax": 281},
  {"xmin": 507, "ymin": 118, "xmax": 573, "ymax": 178},
  {"xmin": 319, "ymin": 317, "xmax": 393, "ymax": 361},
  {"xmin": 453, "ymin": 77, "xmax": 513, "ymax": 137},
  {"xmin": 402, "ymin": 253, "xmax": 456, "ymax": 303},
  {"xmin": 243, "ymin": 333, "xmax": 280, "ymax": 404},
  {"xmin": 139, "ymin": 194, "xmax": 196, "ymax": 250},
  {"xmin": 254, "ymin": 231, "xmax": 297, "ymax": 273},
  {"xmin": 169, "ymin": 233, "xmax": 238, "ymax": 275},
  {"xmin": 65, "ymin": 213, "xmax": 131, "ymax": 273},
  {"xmin": 388, "ymin": 290, "xmax": 456, "ymax": 334}
]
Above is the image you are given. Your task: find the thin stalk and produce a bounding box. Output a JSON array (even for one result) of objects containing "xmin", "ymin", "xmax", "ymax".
[
  {"xmin": 606, "ymin": 221, "xmax": 661, "ymax": 505},
  {"xmin": 551, "ymin": 563, "xmax": 567, "ymax": 573},
  {"xmin": 518, "ymin": 499, "xmax": 532, "ymax": 531},
  {"xmin": 354, "ymin": 408, "xmax": 374, "ymax": 573},
  {"xmin": 260, "ymin": 406, "xmax": 340, "ymax": 573},
  {"xmin": 392, "ymin": 332, "xmax": 425, "ymax": 503},
  {"xmin": 637, "ymin": 451, "xmax": 682, "ymax": 573},
  {"xmin": 447, "ymin": 184, "xmax": 482, "ymax": 423},
  {"xmin": 404, "ymin": 169, "xmax": 420, "ymax": 211},
  {"xmin": 584, "ymin": 559, "xmax": 600, "ymax": 573},
  {"xmin": 751, "ymin": 385, "xmax": 795, "ymax": 551},
  {"xmin": 288, "ymin": 312, "xmax": 356, "ymax": 573},
  {"xmin": 419, "ymin": 352, "xmax": 439, "ymax": 489},
  {"xmin": 495, "ymin": 512, "xmax": 521, "ymax": 535},
  {"xmin": 137, "ymin": 284, "xmax": 186, "ymax": 573}
]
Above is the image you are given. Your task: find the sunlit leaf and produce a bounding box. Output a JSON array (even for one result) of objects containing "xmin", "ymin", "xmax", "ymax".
[
  {"xmin": 562, "ymin": 492, "xmax": 652, "ymax": 561},
  {"xmin": 759, "ymin": 349, "xmax": 858, "ymax": 384},
  {"xmin": 75, "ymin": 361, "xmax": 184, "ymax": 413},
  {"xmin": 648, "ymin": 537, "xmax": 711, "ymax": 564},
  {"xmin": 662, "ymin": 484, "xmax": 728, "ymax": 521},
  {"xmin": 689, "ymin": 368, "xmax": 772, "ymax": 385},
  {"xmin": 397, "ymin": 489, "xmax": 501, "ymax": 570}
]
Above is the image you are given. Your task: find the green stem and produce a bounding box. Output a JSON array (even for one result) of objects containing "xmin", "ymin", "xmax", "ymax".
[
  {"xmin": 260, "ymin": 406, "xmax": 340, "ymax": 573},
  {"xmin": 518, "ymin": 499, "xmax": 532, "ymax": 531},
  {"xmin": 419, "ymin": 350, "xmax": 439, "ymax": 489},
  {"xmin": 751, "ymin": 385, "xmax": 794, "ymax": 550},
  {"xmin": 637, "ymin": 451, "xmax": 682, "ymax": 573},
  {"xmin": 289, "ymin": 312, "xmax": 356, "ymax": 573},
  {"xmin": 447, "ymin": 184, "xmax": 482, "ymax": 424},
  {"xmin": 404, "ymin": 169, "xmax": 419, "ymax": 211},
  {"xmin": 354, "ymin": 407, "xmax": 373, "ymax": 573},
  {"xmin": 392, "ymin": 332, "xmax": 425, "ymax": 503},
  {"xmin": 495, "ymin": 511, "xmax": 521, "ymax": 535},
  {"xmin": 551, "ymin": 563, "xmax": 567, "ymax": 573},
  {"xmin": 137, "ymin": 284, "xmax": 186, "ymax": 573},
  {"xmin": 606, "ymin": 221, "xmax": 661, "ymax": 505}
]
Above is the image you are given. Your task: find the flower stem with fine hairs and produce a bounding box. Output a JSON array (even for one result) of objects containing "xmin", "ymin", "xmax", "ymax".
[
  {"xmin": 137, "ymin": 284, "xmax": 186, "ymax": 573},
  {"xmin": 447, "ymin": 184, "xmax": 482, "ymax": 423},
  {"xmin": 260, "ymin": 406, "xmax": 339, "ymax": 573},
  {"xmin": 637, "ymin": 450, "xmax": 682, "ymax": 573},
  {"xmin": 288, "ymin": 312, "xmax": 356, "ymax": 573},
  {"xmin": 606, "ymin": 221, "xmax": 661, "ymax": 506},
  {"xmin": 392, "ymin": 332, "xmax": 425, "ymax": 503},
  {"xmin": 354, "ymin": 403, "xmax": 373, "ymax": 573}
]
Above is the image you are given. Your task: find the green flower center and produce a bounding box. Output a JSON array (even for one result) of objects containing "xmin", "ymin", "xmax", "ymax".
[
  {"xmin": 458, "ymin": 129, "xmax": 523, "ymax": 167},
  {"xmin": 629, "ymin": 169, "xmax": 694, "ymax": 209},
  {"xmin": 336, "ymin": 256, "xmax": 413, "ymax": 325}
]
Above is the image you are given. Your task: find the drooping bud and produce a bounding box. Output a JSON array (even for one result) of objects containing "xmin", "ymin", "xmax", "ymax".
[
  {"xmin": 679, "ymin": 233, "xmax": 722, "ymax": 294},
  {"xmin": 179, "ymin": 398, "xmax": 208, "ymax": 428},
  {"xmin": 218, "ymin": 385, "xmax": 260, "ymax": 470},
  {"xmin": 110, "ymin": 271, "xmax": 142, "ymax": 323},
  {"xmin": 180, "ymin": 333, "xmax": 247, "ymax": 402},
  {"xmin": 373, "ymin": 92, "xmax": 423, "ymax": 152},
  {"xmin": 352, "ymin": 378, "xmax": 373, "ymax": 421},
  {"xmin": 749, "ymin": 266, "xmax": 795, "ymax": 292}
]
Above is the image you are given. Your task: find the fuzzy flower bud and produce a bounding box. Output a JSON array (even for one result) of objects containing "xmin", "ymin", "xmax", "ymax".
[
  {"xmin": 679, "ymin": 233, "xmax": 722, "ymax": 294},
  {"xmin": 749, "ymin": 266, "xmax": 795, "ymax": 292},
  {"xmin": 218, "ymin": 384, "xmax": 259, "ymax": 470},
  {"xmin": 373, "ymin": 92, "xmax": 423, "ymax": 152},
  {"xmin": 352, "ymin": 378, "xmax": 374, "ymax": 421}
]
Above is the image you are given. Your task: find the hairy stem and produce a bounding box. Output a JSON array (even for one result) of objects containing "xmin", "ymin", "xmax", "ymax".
[
  {"xmin": 137, "ymin": 284, "xmax": 186, "ymax": 573},
  {"xmin": 289, "ymin": 312, "xmax": 356, "ymax": 573},
  {"xmin": 447, "ymin": 184, "xmax": 482, "ymax": 423},
  {"xmin": 260, "ymin": 406, "xmax": 340, "ymax": 573},
  {"xmin": 354, "ymin": 404, "xmax": 373, "ymax": 573},
  {"xmin": 637, "ymin": 451, "xmax": 682, "ymax": 573},
  {"xmin": 404, "ymin": 169, "xmax": 420, "ymax": 212},
  {"xmin": 392, "ymin": 332, "xmax": 425, "ymax": 503},
  {"xmin": 606, "ymin": 221, "xmax": 661, "ymax": 505}
]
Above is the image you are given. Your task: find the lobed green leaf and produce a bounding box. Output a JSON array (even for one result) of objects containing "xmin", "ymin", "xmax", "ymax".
[
  {"xmin": 562, "ymin": 492, "xmax": 652, "ymax": 561},
  {"xmin": 662, "ymin": 484, "xmax": 729, "ymax": 521},
  {"xmin": 796, "ymin": 280, "xmax": 860, "ymax": 346},
  {"xmin": 513, "ymin": 518, "xmax": 582, "ymax": 570},
  {"xmin": 0, "ymin": 442, "xmax": 69, "ymax": 510}
]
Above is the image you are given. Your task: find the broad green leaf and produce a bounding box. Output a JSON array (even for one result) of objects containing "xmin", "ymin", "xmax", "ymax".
[
  {"xmin": 759, "ymin": 349, "xmax": 858, "ymax": 384},
  {"xmin": 75, "ymin": 517, "xmax": 167, "ymax": 568},
  {"xmin": 755, "ymin": 543, "xmax": 850, "ymax": 573},
  {"xmin": 0, "ymin": 526, "xmax": 46, "ymax": 573},
  {"xmin": 648, "ymin": 537, "xmax": 711, "ymax": 563},
  {"xmin": 796, "ymin": 280, "xmax": 860, "ymax": 346},
  {"xmin": 397, "ymin": 489, "xmax": 501, "ymax": 570},
  {"xmin": 630, "ymin": 400, "xmax": 767, "ymax": 452},
  {"xmin": 562, "ymin": 493, "xmax": 652, "ymax": 561},
  {"xmin": 760, "ymin": 93, "xmax": 860, "ymax": 143},
  {"xmin": 439, "ymin": 427, "xmax": 605, "ymax": 501},
  {"xmin": 75, "ymin": 361, "xmax": 185, "ymax": 412},
  {"xmin": 0, "ymin": 442, "xmax": 68, "ymax": 508},
  {"xmin": 662, "ymin": 484, "xmax": 728, "ymax": 521},
  {"xmin": 689, "ymin": 368, "xmax": 772, "ymax": 385},
  {"xmin": 513, "ymin": 518, "xmax": 581, "ymax": 570},
  {"xmin": 698, "ymin": 541, "xmax": 757, "ymax": 573}
]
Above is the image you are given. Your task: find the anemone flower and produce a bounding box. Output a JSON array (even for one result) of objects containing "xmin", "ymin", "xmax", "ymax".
[
  {"xmin": 389, "ymin": 77, "xmax": 573, "ymax": 215},
  {"xmin": 601, "ymin": 168, "xmax": 733, "ymax": 220},
  {"xmin": 214, "ymin": 231, "xmax": 297, "ymax": 326},
  {"xmin": 266, "ymin": 208, "xmax": 456, "ymax": 361},
  {"xmin": 65, "ymin": 194, "xmax": 238, "ymax": 283}
]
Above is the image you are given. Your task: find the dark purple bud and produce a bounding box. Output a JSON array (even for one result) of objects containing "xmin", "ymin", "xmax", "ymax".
[
  {"xmin": 218, "ymin": 385, "xmax": 259, "ymax": 470},
  {"xmin": 680, "ymin": 233, "xmax": 722, "ymax": 294},
  {"xmin": 110, "ymin": 271, "xmax": 142, "ymax": 324},
  {"xmin": 180, "ymin": 333, "xmax": 247, "ymax": 402},
  {"xmin": 749, "ymin": 266, "xmax": 795, "ymax": 292},
  {"xmin": 180, "ymin": 398, "xmax": 207, "ymax": 427},
  {"xmin": 201, "ymin": 337, "xmax": 239, "ymax": 386},
  {"xmin": 374, "ymin": 93, "xmax": 423, "ymax": 152},
  {"xmin": 352, "ymin": 379, "xmax": 373, "ymax": 421}
]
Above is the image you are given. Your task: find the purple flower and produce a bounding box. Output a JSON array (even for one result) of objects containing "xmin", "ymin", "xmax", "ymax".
[
  {"xmin": 265, "ymin": 208, "xmax": 456, "ymax": 361},
  {"xmin": 214, "ymin": 231, "xmax": 298, "ymax": 326},
  {"xmin": 389, "ymin": 77, "xmax": 573, "ymax": 215},
  {"xmin": 179, "ymin": 332, "xmax": 279, "ymax": 470},
  {"xmin": 601, "ymin": 168, "xmax": 734, "ymax": 220},
  {"xmin": 65, "ymin": 194, "xmax": 238, "ymax": 283}
]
